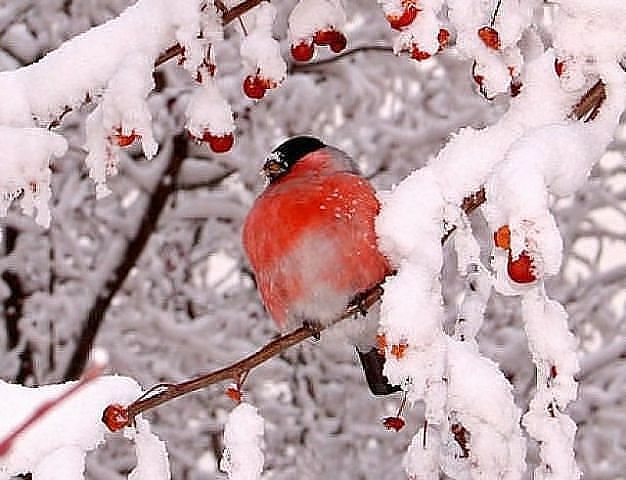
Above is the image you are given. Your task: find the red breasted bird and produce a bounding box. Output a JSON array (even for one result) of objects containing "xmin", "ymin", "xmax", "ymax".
[{"xmin": 242, "ymin": 136, "xmax": 399, "ymax": 395}]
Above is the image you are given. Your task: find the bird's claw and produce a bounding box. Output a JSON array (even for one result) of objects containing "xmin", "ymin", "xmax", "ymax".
[{"xmin": 302, "ymin": 320, "xmax": 322, "ymax": 341}]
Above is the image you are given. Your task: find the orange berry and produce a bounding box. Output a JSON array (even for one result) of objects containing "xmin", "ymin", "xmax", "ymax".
[
  {"xmin": 493, "ymin": 225, "xmax": 511, "ymax": 249},
  {"xmin": 477, "ymin": 26, "xmax": 500, "ymax": 50},
  {"xmin": 390, "ymin": 342, "xmax": 408, "ymax": 359},
  {"xmin": 226, "ymin": 387, "xmax": 242, "ymax": 403}
]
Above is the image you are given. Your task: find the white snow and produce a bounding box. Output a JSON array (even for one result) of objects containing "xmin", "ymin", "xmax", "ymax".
[
  {"xmin": 220, "ymin": 403, "xmax": 265, "ymax": 480},
  {"xmin": 288, "ymin": 0, "xmax": 347, "ymax": 43},
  {"xmin": 0, "ymin": 375, "xmax": 164, "ymax": 480}
]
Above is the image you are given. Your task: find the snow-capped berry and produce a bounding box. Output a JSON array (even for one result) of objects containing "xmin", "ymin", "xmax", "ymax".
[
  {"xmin": 382, "ymin": 416, "xmax": 406, "ymax": 431},
  {"xmin": 102, "ymin": 403, "xmax": 129, "ymax": 432},
  {"xmin": 473, "ymin": 74, "xmax": 484, "ymax": 86},
  {"xmin": 493, "ymin": 225, "xmax": 511, "ymax": 249},
  {"xmin": 203, "ymin": 132, "xmax": 234, "ymax": 153},
  {"xmin": 386, "ymin": 5, "xmax": 418, "ymax": 31},
  {"xmin": 507, "ymin": 251, "xmax": 536, "ymax": 283},
  {"xmin": 329, "ymin": 32, "xmax": 347, "ymax": 53},
  {"xmin": 313, "ymin": 29, "xmax": 339, "ymax": 46},
  {"xmin": 112, "ymin": 128, "xmax": 139, "ymax": 147},
  {"xmin": 243, "ymin": 75, "xmax": 267, "ymax": 99},
  {"xmin": 291, "ymin": 41, "xmax": 315, "ymax": 61},
  {"xmin": 437, "ymin": 28, "xmax": 450, "ymax": 50},
  {"xmin": 554, "ymin": 59, "xmax": 565, "ymax": 77},
  {"xmin": 478, "ymin": 26, "xmax": 500, "ymax": 50},
  {"xmin": 410, "ymin": 44, "xmax": 431, "ymax": 61}
]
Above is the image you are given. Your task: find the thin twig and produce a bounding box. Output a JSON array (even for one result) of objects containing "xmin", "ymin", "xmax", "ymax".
[{"xmin": 126, "ymin": 285, "xmax": 384, "ymax": 421}]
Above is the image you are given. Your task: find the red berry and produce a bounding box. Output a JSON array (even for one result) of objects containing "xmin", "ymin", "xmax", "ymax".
[
  {"xmin": 473, "ymin": 74, "xmax": 484, "ymax": 86},
  {"xmin": 203, "ymin": 132, "xmax": 234, "ymax": 153},
  {"xmin": 383, "ymin": 416, "xmax": 406, "ymax": 432},
  {"xmin": 329, "ymin": 32, "xmax": 347, "ymax": 53},
  {"xmin": 554, "ymin": 59, "xmax": 565, "ymax": 77},
  {"xmin": 493, "ymin": 225, "xmax": 511, "ymax": 249},
  {"xmin": 226, "ymin": 386, "xmax": 242, "ymax": 403},
  {"xmin": 102, "ymin": 403, "xmax": 129, "ymax": 432},
  {"xmin": 291, "ymin": 41, "xmax": 315, "ymax": 62},
  {"xmin": 507, "ymin": 250, "xmax": 536, "ymax": 284},
  {"xmin": 437, "ymin": 28, "xmax": 450, "ymax": 50},
  {"xmin": 410, "ymin": 44, "xmax": 431, "ymax": 61},
  {"xmin": 243, "ymin": 75, "xmax": 266, "ymax": 99},
  {"xmin": 390, "ymin": 342, "xmax": 408, "ymax": 359},
  {"xmin": 112, "ymin": 128, "xmax": 139, "ymax": 147},
  {"xmin": 313, "ymin": 29, "xmax": 335, "ymax": 46},
  {"xmin": 478, "ymin": 26, "xmax": 500, "ymax": 50},
  {"xmin": 386, "ymin": 5, "xmax": 418, "ymax": 30}
]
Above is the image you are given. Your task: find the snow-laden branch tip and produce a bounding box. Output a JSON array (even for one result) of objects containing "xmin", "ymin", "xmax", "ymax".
[{"xmin": 0, "ymin": 376, "xmax": 169, "ymax": 480}]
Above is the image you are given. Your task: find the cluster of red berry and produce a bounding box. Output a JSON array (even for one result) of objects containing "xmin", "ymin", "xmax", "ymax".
[{"xmin": 290, "ymin": 27, "xmax": 348, "ymax": 62}]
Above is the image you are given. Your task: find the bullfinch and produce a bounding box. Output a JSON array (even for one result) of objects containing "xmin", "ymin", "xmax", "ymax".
[{"xmin": 242, "ymin": 136, "xmax": 399, "ymax": 395}]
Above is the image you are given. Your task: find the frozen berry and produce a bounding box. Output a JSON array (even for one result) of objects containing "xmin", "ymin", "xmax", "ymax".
[
  {"xmin": 102, "ymin": 403, "xmax": 129, "ymax": 432},
  {"xmin": 386, "ymin": 5, "xmax": 418, "ymax": 30},
  {"xmin": 554, "ymin": 59, "xmax": 565, "ymax": 77},
  {"xmin": 226, "ymin": 386, "xmax": 242, "ymax": 403},
  {"xmin": 203, "ymin": 132, "xmax": 234, "ymax": 153},
  {"xmin": 243, "ymin": 75, "xmax": 266, "ymax": 99},
  {"xmin": 410, "ymin": 44, "xmax": 431, "ymax": 61},
  {"xmin": 493, "ymin": 225, "xmax": 511, "ymax": 249},
  {"xmin": 383, "ymin": 416, "xmax": 406, "ymax": 431},
  {"xmin": 478, "ymin": 26, "xmax": 500, "ymax": 50},
  {"xmin": 473, "ymin": 74, "xmax": 484, "ymax": 86},
  {"xmin": 507, "ymin": 251, "xmax": 536, "ymax": 284},
  {"xmin": 291, "ymin": 41, "xmax": 315, "ymax": 61},
  {"xmin": 390, "ymin": 342, "xmax": 408, "ymax": 359},
  {"xmin": 113, "ymin": 128, "xmax": 139, "ymax": 147},
  {"xmin": 329, "ymin": 32, "xmax": 347, "ymax": 53},
  {"xmin": 437, "ymin": 28, "xmax": 450, "ymax": 50}
]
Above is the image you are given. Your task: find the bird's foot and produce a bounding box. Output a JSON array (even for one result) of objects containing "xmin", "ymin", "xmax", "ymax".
[
  {"xmin": 302, "ymin": 320, "xmax": 322, "ymax": 341},
  {"xmin": 349, "ymin": 291, "xmax": 372, "ymax": 317}
]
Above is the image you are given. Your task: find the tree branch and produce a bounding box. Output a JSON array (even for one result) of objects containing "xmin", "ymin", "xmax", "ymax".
[
  {"xmin": 111, "ymin": 76, "xmax": 609, "ymax": 428},
  {"xmin": 64, "ymin": 134, "xmax": 189, "ymax": 380}
]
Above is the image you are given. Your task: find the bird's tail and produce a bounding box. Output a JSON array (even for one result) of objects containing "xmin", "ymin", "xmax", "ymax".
[{"xmin": 356, "ymin": 347, "xmax": 401, "ymax": 396}]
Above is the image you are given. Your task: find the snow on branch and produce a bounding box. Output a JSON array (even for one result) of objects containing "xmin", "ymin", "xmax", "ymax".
[{"xmin": 0, "ymin": 374, "xmax": 170, "ymax": 480}]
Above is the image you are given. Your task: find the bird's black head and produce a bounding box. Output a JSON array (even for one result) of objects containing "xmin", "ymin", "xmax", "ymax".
[{"xmin": 263, "ymin": 136, "xmax": 325, "ymax": 183}]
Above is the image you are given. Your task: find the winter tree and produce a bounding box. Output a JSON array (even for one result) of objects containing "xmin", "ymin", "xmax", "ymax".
[{"xmin": 0, "ymin": 1, "xmax": 624, "ymax": 479}]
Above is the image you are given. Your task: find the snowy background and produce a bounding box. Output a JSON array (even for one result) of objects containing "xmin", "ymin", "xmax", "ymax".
[{"xmin": 0, "ymin": 1, "xmax": 624, "ymax": 479}]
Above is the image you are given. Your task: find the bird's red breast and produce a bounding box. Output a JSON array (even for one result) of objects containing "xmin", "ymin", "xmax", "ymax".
[{"xmin": 242, "ymin": 148, "xmax": 391, "ymax": 329}]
